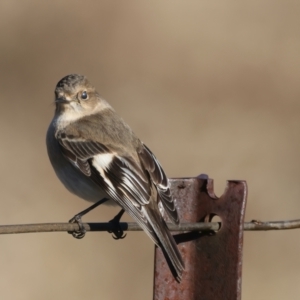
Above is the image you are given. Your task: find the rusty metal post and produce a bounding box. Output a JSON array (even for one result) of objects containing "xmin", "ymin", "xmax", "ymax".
[{"xmin": 153, "ymin": 175, "xmax": 247, "ymax": 300}]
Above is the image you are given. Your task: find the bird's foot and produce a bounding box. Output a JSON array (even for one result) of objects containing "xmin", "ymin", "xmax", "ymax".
[
  {"xmin": 68, "ymin": 215, "xmax": 86, "ymax": 239},
  {"xmin": 108, "ymin": 209, "xmax": 126, "ymax": 240},
  {"xmin": 67, "ymin": 198, "xmax": 110, "ymax": 239}
]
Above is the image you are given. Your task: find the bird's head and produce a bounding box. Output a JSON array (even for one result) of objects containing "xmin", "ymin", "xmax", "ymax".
[{"xmin": 54, "ymin": 74, "xmax": 109, "ymax": 116}]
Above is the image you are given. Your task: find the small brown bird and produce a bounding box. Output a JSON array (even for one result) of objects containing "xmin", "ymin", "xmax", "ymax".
[{"xmin": 46, "ymin": 74, "xmax": 184, "ymax": 281}]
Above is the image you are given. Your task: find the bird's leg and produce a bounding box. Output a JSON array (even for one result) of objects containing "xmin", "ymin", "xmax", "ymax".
[
  {"xmin": 108, "ymin": 209, "xmax": 126, "ymax": 240},
  {"xmin": 68, "ymin": 197, "xmax": 109, "ymax": 239}
]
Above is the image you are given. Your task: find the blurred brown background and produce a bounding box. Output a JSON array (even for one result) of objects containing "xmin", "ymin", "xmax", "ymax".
[{"xmin": 0, "ymin": 1, "xmax": 300, "ymax": 299}]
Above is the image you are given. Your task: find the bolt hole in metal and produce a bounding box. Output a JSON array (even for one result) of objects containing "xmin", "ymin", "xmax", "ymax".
[{"xmin": 204, "ymin": 214, "xmax": 222, "ymax": 232}]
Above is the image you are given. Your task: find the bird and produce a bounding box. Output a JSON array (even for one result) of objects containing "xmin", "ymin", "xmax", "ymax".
[{"xmin": 46, "ymin": 74, "xmax": 184, "ymax": 281}]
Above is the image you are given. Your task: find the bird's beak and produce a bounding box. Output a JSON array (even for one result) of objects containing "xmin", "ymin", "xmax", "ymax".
[{"xmin": 55, "ymin": 96, "xmax": 70, "ymax": 104}]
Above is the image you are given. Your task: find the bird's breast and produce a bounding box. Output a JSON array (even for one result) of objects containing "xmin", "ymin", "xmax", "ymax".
[{"xmin": 46, "ymin": 122, "xmax": 115, "ymax": 205}]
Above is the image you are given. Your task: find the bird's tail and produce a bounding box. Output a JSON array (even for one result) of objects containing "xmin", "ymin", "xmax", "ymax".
[{"xmin": 144, "ymin": 206, "xmax": 185, "ymax": 282}]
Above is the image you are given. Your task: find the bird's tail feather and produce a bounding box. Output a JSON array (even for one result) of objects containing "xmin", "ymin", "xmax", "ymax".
[{"xmin": 144, "ymin": 207, "xmax": 185, "ymax": 282}]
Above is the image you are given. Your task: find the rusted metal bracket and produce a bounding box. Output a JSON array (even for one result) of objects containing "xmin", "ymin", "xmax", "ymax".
[{"xmin": 154, "ymin": 175, "xmax": 247, "ymax": 300}]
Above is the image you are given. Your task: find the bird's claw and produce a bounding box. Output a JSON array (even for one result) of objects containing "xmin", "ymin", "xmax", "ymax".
[
  {"xmin": 108, "ymin": 219, "xmax": 126, "ymax": 240},
  {"xmin": 68, "ymin": 215, "xmax": 86, "ymax": 239}
]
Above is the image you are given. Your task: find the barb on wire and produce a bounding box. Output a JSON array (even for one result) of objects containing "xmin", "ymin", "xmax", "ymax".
[{"xmin": 0, "ymin": 218, "xmax": 299, "ymax": 235}]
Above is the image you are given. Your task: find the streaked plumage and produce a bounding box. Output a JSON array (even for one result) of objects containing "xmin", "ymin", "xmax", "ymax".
[{"xmin": 46, "ymin": 74, "xmax": 184, "ymax": 281}]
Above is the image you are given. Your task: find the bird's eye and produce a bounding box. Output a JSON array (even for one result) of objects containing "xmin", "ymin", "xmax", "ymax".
[{"xmin": 80, "ymin": 91, "xmax": 88, "ymax": 100}]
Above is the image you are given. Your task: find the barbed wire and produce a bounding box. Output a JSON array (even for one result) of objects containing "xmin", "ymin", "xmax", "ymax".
[{"xmin": 0, "ymin": 218, "xmax": 299, "ymax": 235}]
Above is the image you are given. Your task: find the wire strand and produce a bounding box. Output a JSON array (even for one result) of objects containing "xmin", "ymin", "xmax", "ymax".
[{"xmin": 0, "ymin": 219, "xmax": 299, "ymax": 235}]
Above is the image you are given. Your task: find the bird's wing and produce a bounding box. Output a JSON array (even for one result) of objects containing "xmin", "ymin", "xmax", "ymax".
[
  {"xmin": 56, "ymin": 129, "xmax": 184, "ymax": 280},
  {"xmin": 138, "ymin": 144, "xmax": 179, "ymax": 224},
  {"xmin": 56, "ymin": 130, "xmax": 160, "ymax": 244}
]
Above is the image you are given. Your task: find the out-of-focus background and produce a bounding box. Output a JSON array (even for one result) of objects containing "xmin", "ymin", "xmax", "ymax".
[{"xmin": 0, "ymin": 1, "xmax": 299, "ymax": 299}]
